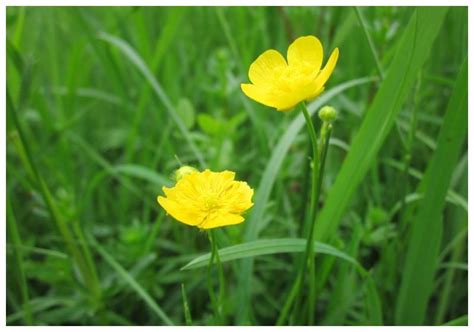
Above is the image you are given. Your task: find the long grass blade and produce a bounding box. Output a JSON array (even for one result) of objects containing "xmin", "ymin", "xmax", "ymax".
[
  {"xmin": 314, "ymin": 8, "xmax": 449, "ymax": 242},
  {"xmin": 183, "ymin": 238, "xmax": 360, "ymax": 271},
  {"xmin": 395, "ymin": 58, "xmax": 467, "ymax": 325},
  {"xmin": 6, "ymin": 197, "xmax": 33, "ymax": 325},
  {"xmin": 99, "ymin": 32, "xmax": 206, "ymax": 168},
  {"xmin": 90, "ymin": 236, "xmax": 174, "ymax": 326}
]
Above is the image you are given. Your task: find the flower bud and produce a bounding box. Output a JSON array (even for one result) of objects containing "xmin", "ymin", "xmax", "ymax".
[
  {"xmin": 174, "ymin": 165, "xmax": 198, "ymax": 181},
  {"xmin": 318, "ymin": 105, "xmax": 337, "ymax": 123}
]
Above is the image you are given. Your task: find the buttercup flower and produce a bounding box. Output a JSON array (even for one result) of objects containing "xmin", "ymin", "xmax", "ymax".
[
  {"xmin": 157, "ymin": 169, "xmax": 254, "ymax": 229},
  {"xmin": 241, "ymin": 35, "xmax": 339, "ymax": 111}
]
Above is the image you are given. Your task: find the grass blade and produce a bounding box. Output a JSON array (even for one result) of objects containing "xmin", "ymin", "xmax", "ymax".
[
  {"xmin": 99, "ymin": 32, "xmax": 206, "ymax": 168},
  {"xmin": 90, "ymin": 236, "xmax": 174, "ymax": 326},
  {"xmin": 441, "ymin": 315, "xmax": 468, "ymax": 326},
  {"xmin": 314, "ymin": 8, "xmax": 449, "ymax": 242},
  {"xmin": 354, "ymin": 7, "xmax": 384, "ymax": 80},
  {"xmin": 6, "ymin": 197, "xmax": 33, "ymax": 325},
  {"xmin": 395, "ymin": 58, "xmax": 467, "ymax": 325},
  {"xmin": 181, "ymin": 284, "xmax": 193, "ymax": 325},
  {"xmin": 183, "ymin": 238, "xmax": 382, "ymax": 324},
  {"xmin": 114, "ymin": 164, "xmax": 173, "ymax": 187},
  {"xmin": 182, "ymin": 238, "xmax": 359, "ymax": 271}
]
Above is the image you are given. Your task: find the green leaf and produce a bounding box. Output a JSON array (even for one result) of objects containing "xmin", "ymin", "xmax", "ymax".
[
  {"xmin": 182, "ymin": 238, "xmax": 360, "ymax": 271},
  {"xmin": 314, "ymin": 8, "xmax": 449, "ymax": 242},
  {"xmin": 176, "ymin": 98, "xmax": 195, "ymax": 129},
  {"xmin": 183, "ymin": 238, "xmax": 383, "ymax": 324},
  {"xmin": 197, "ymin": 113, "xmax": 223, "ymax": 136},
  {"xmin": 395, "ymin": 58, "xmax": 467, "ymax": 325},
  {"xmin": 442, "ymin": 315, "xmax": 468, "ymax": 326},
  {"xmin": 114, "ymin": 164, "xmax": 172, "ymax": 187}
]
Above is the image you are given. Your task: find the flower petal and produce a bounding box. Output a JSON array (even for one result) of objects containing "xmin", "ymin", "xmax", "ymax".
[
  {"xmin": 314, "ymin": 47, "xmax": 339, "ymax": 90},
  {"xmin": 157, "ymin": 196, "xmax": 202, "ymax": 226},
  {"xmin": 248, "ymin": 49, "xmax": 287, "ymax": 85},
  {"xmin": 273, "ymin": 92, "xmax": 307, "ymax": 111},
  {"xmin": 200, "ymin": 213, "xmax": 245, "ymax": 229},
  {"xmin": 287, "ymin": 35, "xmax": 323, "ymax": 71},
  {"xmin": 241, "ymin": 83, "xmax": 279, "ymax": 108}
]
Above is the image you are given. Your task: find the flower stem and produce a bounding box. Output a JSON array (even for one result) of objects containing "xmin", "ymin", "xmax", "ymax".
[
  {"xmin": 301, "ymin": 104, "xmax": 321, "ymax": 229},
  {"xmin": 278, "ymin": 102, "xmax": 319, "ymax": 324},
  {"xmin": 308, "ymin": 123, "xmax": 332, "ymax": 324},
  {"xmin": 277, "ymin": 102, "xmax": 333, "ymax": 325},
  {"xmin": 207, "ymin": 230, "xmax": 225, "ymax": 324},
  {"xmin": 293, "ymin": 102, "xmax": 321, "ymax": 321}
]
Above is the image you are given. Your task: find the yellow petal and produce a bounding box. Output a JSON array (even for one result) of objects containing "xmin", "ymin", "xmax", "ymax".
[
  {"xmin": 157, "ymin": 196, "xmax": 202, "ymax": 226},
  {"xmin": 314, "ymin": 47, "xmax": 339, "ymax": 90},
  {"xmin": 241, "ymin": 83, "xmax": 278, "ymax": 108},
  {"xmin": 287, "ymin": 35, "xmax": 323, "ymax": 71},
  {"xmin": 200, "ymin": 213, "xmax": 245, "ymax": 229},
  {"xmin": 273, "ymin": 92, "xmax": 307, "ymax": 111},
  {"xmin": 248, "ymin": 49, "xmax": 287, "ymax": 85}
]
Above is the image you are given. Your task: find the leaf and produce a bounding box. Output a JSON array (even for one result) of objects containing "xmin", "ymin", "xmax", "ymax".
[
  {"xmin": 176, "ymin": 98, "xmax": 195, "ymax": 129},
  {"xmin": 197, "ymin": 113, "xmax": 223, "ymax": 136},
  {"xmin": 314, "ymin": 8, "xmax": 449, "ymax": 242},
  {"xmin": 395, "ymin": 58, "xmax": 467, "ymax": 325},
  {"xmin": 442, "ymin": 315, "xmax": 468, "ymax": 326},
  {"xmin": 114, "ymin": 164, "xmax": 172, "ymax": 187},
  {"xmin": 183, "ymin": 238, "xmax": 383, "ymax": 324},
  {"xmin": 182, "ymin": 238, "xmax": 360, "ymax": 271}
]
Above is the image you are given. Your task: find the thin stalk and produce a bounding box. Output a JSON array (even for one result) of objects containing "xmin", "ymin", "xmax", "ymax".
[
  {"xmin": 6, "ymin": 197, "xmax": 33, "ymax": 325},
  {"xmin": 354, "ymin": 7, "xmax": 385, "ymax": 80},
  {"xmin": 213, "ymin": 230, "xmax": 226, "ymax": 323},
  {"xmin": 206, "ymin": 230, "xmax": 221, "ymax": 323},
  {"xmin": 278, "ymin": 102, "xmax": 327, "ymax": 325},
  {"xmin": 181, "ymin": 284, "xmax": 193, "ymax": 325},
  {"xmin": 301, "ymin": 102, "xmax": 320, "ymax": 229},
  {"xmin": 72, "ymin": 222, "xmax": 102, "ymax": 306},
  {"xmin": 277, "ymin": 279, "xmax": 300, "ymax": 325},
  {"xmin": 400, "ymin": 73, "xmax": 421, "ymax": 220},
  {"xmin": 435, "ymin": 226, "xmax": 466, "ymax": 324},
  {"xmin": 308, "ymin": 124, "xmax": 332, "ymax": 324}
]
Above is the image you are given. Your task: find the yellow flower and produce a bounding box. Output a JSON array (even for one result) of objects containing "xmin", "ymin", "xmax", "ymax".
[
  {"xmin": 157, "ymin": 169, "xmax": 254, "ymax": 229},
  {"xmin": 241, "ymin": 35, "xmax": 339, "ymax": 111}
]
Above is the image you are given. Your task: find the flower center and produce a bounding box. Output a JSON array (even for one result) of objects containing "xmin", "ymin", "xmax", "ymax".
[{"xmin": 203, "ymin": 195, "xmax": 220, "ymax": 211}]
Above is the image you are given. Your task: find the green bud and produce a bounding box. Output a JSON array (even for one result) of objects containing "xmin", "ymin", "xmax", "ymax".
[
  {"xmin": 174, "ymin": 165, "xmax": 198, "ymax": 181},
  {"xmin": 318, "ymin": 105, "xmax": 337, "ymax": 123}
]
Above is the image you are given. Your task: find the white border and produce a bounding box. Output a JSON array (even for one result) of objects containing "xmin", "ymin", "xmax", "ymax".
[{"xmin": 2, "ymin": 1, "xmax": 472, "ymax": 330}]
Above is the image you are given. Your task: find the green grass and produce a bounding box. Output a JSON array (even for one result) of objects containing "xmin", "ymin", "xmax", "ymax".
[{"xmin": 6, "ymin": 6, "xmax": 467, "ymax": 326}]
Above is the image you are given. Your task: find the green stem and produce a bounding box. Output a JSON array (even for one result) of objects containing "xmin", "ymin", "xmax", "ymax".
[
  {"xmin": 207, "ymin": 230, "xmax": 225, "ymax": 324},
  {"xmin": 181, "ymin": 284, "xmax": 193, "ymax": 325},
  {"xmin": 300, "ymin": 102, "xmax": 320, "ymax": 234},
  {"xmin": 7, "ymin": 197, "xmax": 33, "ymax": 325},
  {"xmin": 277, "ymin": 279, "xmax": 300, "ymax": 325},
  {"xmin": 72, "ymin": 223, "xmax": 102, "ymax": 306},
  {"xmin": 308, "ymin": 124, "xmax": 332, "ymax": 324},
  {"xmin": 291, "ymin": 103, "xmax": 320, "ymax": 323},
  {"xmin": 278, "ymin": 103, "xmax": 333, "ymax": 325}
]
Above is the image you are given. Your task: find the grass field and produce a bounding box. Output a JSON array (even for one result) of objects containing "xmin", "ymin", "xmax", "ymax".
[{"xmin": 6, "ymin": 6, "xmax": 468, "ymax": 326}]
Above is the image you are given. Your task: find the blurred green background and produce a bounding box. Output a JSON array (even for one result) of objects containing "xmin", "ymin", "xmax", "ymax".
[{"xmin": 6, "ymin": 6, "xmax": 467, "ymax": 326}]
